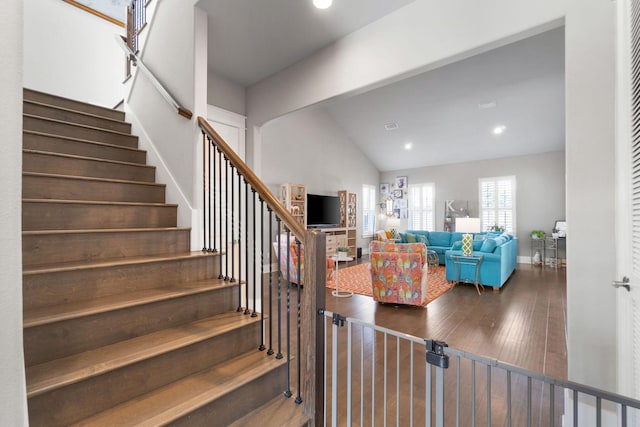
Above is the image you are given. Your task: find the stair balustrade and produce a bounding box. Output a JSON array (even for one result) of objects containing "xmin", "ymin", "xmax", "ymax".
[{"xmin": 198, "ymin": 117, "xmax": 326, "ymax": 424}]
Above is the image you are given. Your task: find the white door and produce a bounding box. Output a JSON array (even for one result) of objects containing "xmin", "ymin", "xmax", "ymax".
[{"xmin": 616, "ymin": 0, "xmax": 640, "ymax": 413}]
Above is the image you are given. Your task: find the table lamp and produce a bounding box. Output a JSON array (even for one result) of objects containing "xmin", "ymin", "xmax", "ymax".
[{"xmin": 456, "ymin": 218, "xmax": 481, "ymax": 256}]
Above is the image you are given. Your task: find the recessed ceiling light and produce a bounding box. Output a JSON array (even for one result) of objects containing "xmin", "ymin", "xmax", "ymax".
[
  {"xmin": 313, "ymin": 0, "xmax": 332, "ymax": 9},
  {"xmin": 404, "ymin": 142, "xmax": 413, "ymax": 150},
  {"xmin": 493, "ymin": 125, "xmax": 506, "ymax": 135},
  {"xmin": 478, "ymin": 101, "xmax": 497, "ymax": 110},
  {"xmin": 384, "ymin": 122, "xmax": 399, "ymax": 131}
]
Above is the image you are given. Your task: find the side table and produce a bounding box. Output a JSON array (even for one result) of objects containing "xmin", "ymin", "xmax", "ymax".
[
  {"xmin": 450, "ymin": 254, "xmax": 484, "ymax": 295},
  {"xmin": 330, "ymin": 255, "xmax": 354, "ymax": 298},
  {"xmin": 426, "ymin": 249, "xmax": 439, "ymax": 273}
]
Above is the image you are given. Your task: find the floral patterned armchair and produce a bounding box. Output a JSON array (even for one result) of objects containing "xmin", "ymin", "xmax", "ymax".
[
  {"xmin": 369, "ymin": 241, "xmax": 429, "ymax": 305},
  {"xmin": 273, "ymin": 236, "xmax": 335, "ymax": 286}
]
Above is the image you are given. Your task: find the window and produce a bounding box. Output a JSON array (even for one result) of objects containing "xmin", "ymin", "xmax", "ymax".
[
  {"xmin": 408, "ymin": 183, "xmax": 435, "ymax": 230},
  {"xmin": 479, "ymin": 176, "xmax": 516, "ymax": 234},
  {"xmin": 362, "ymin": 184, "xmax": 376, "ymax": 237}
]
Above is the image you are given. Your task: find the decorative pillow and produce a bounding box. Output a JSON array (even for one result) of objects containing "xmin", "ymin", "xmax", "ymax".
[
  {"xmin": 480, "ymin": 239, "xmax": 498, "ymax": 253},
  {"xmin": 398, "ymin": 233, "xmax": 407, "ymax": 243},
  {"xmin": 405, "ymin": 233, "xmax": 417, "ymax": 243},
  {"xmin": 376, "ymin": 230, "xmax": 388, "ymax": 241},
  {"xmin": 473, "ymin": 234, "xmax": 486, "ymax": 241},
  {"xmin": 385, "ymin": 230, "xmax": 392, "ymax": 239},
  {"xmin": 418, "ymin": 234, "xmax": 431, "ymax": 246},
  {"xmin": 472, "ymin": 240, "xmax": 484, "ymax": 251},
  {"xmin": 451, "ymin": 241, "xmax": 462, "ymax": 250}
]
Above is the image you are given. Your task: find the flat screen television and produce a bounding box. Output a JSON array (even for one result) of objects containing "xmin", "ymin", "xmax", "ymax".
[{"xmin": 306, "ymin": 194, "xmax": 340, "ymax": 228}]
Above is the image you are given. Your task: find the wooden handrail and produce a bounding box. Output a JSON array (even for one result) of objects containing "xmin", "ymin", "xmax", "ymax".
[
  {"xmin": 116, "ymin": 35, "xmax": 193, "ymax": 120},
  {"xmin": 197, "ymin": 116, "xmax": 305, "ymax": 240}
]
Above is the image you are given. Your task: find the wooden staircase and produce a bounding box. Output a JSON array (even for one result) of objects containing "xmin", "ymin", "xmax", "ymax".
[{"xmin": 21, "ymin": 89, "xmax": 305, "ymax": 426}]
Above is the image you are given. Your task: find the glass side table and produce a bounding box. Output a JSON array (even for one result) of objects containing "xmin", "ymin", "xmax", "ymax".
[
  {"xmin": 426, "ymin": 249, "xmax": 439, "ymax": 273},
  {"xmin": 450, "ymin": 254, "xmax": 484, "ymax": 295}
]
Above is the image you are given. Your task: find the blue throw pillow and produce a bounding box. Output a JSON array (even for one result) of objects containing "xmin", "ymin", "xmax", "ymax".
[
  {"xmin": 418, "ymin": 234, "xmax": 431, "ymax": 246},
  {"xmin": 480, "ymin": 239, "xmax": 498, "ymax": 253},
  {"xmin": 405, "ymin": 233, "xmax": 418, "ymax": 243},
  {"xmin": 451, "ymin": 241, "xmax": 462, "ymax": 250},
  {"xmin": 398, "ymin": 233, "xmax": 407, "ymax": 243},
  {"xmin": 472, "ymin": 240, "xmax": 484, "ymax": 251},
  {"xmin": 473, "ymin": 234, "xmax": 486, "ymax": 241}
]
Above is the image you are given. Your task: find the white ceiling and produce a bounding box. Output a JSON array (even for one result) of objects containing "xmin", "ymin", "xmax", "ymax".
[
  {"xmin": 199, "ymin": 0, "xmax": 414, "ymax": 86},
  {"xmin": 199, "ymin": 1, "xmax": 565, "ymax": 172}
]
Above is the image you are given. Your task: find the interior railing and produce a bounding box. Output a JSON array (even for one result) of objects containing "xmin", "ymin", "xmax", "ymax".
[{"xmin": 198, "ymin": 117, "xmax": 326, "ymax": 425}]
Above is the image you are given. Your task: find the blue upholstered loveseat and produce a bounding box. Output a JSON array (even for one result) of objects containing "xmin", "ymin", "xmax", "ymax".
[{"xmin": 399, "ymin": 230, "xmax": 518, "ymax": 290}]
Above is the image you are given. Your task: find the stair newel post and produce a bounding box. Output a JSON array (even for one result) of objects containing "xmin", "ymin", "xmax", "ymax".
[
  {"xmin": 217, "ymin": 149, "xmax": 223, "ymax": 277},
  {"xmin": 258, "ymin": 197, "xmax": 266, "ymax": 351},
  {"xmin": 284, "ymin": 227, "xmax": 292, "ymax": 398},
  {"xmin": 295, "ymin": 237, "xmax": 303, "ymax": 404},
  {"xmin": 267, "ymin": 207, "xmax": 274, "ymax": 356},
  {"xmin": 252, "ymin": 188, "xmax": 258, "ymax": 318},
  {"xmin": 224, "ymin": 157, "xmax": 230, "ymax": 281},
  {"xmin": 201, "ymin": 131, "xmax": 207, "ymax": 252},
  {"xmin": 302, "ymin": 230, "xmax": 326, "ymax": 425},
  {"xmin": 244, "ymin": 179, "xmax": 250, "ymax": 315},
  {"xmin": 275, "ymin": 218, "xmax": 283, "ymax": 360}
]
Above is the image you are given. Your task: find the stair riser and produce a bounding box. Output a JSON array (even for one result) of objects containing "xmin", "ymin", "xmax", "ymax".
[
  {"xmin": 23, "ymin": 151, "xmax": 155, "ymax": 182},
  {"xmin": 27, "ymin": 322, "xmax": 261, "ymax": 427},
  {"xmin": 24, "ymin": 132, "xmax": 146, "ymax": 164},
  {"xmin": 170, "ymin": 363, "xmax": 288, "ymax": 427},
  {"xmin": 24, "ymin": 115, "xmax": 138, "ymax": 148},
  {"xmin": 23, "ymin": 175, "xmax": 165, "ymax": 203},
  {"xmin": 22, "ymin": 202, "xmax": 176, "ymax": 231},
  {"xmin": 25, "ymin": 286, "xmax": 238, "ymax": 366},
  {"xmin": 24, "ymin": 89, "xmax": 125, "ymax": 121},
  {"xmin": 24, "ymin": 256, "xmax": 220, "ymax": 310},
  {"xmin": 24, "ymin": 102, "xmax": 131, "ymax": 134},
  {"xmin": 23, "ymin": 229, "xmax": 190, "ymax": 267}
]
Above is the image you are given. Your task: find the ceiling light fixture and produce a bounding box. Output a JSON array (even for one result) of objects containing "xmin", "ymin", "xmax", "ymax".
[
  {"xmin": 404, "ymin": 142, "xmax": 413, "ymax": 150},
  {"xmin": 384, "ymin": 122, "xmax": 399, "ymax": 131},
  {"xmin": 493, "ymin": 125, "xmax": 506, "ymax": 135},
  {"xmin": 313, "ymin": 0, "xmax": 332, "ymax": 9}
]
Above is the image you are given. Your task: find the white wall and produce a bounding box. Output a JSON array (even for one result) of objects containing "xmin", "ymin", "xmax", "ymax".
[
  {"xmin": 23, "ymin": 0, "xmax": 124, "ymax": 108},
  {"xmin": 0, "ymin": 0, "xmax": 28, "ymax": 424},
  {"xmin": 380, "ymin": 150, "xmax": 566, "ymax": 258},
  {"xmin": 207, "ymin": 70, "xmax": 246, "ymax": 115},
  {"xmin": 126, "ymin": 2, "xmax": 208, "ymax": 248},
  {"xmin": 261, "ymin": 106, "xmax": 380, "ymax": 250},
  {"xmin": 565, "ymin": 0, "xmax": 616, "ymax": 391}
]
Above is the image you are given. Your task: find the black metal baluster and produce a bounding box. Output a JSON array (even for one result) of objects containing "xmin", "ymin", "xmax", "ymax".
[
  {"xmin": 201, "ymin": 132, "xmax": 207, "ymax": 252},
  {"xmin": 259, "ymin": 198, "xmax": 266, "ymax": 351},
  {"xmin": 208, "ymin": 139, "xmax": 213, "ymax": 252},
  {"xmin": 276, "ymin": 218, "xmax": 283, "ymax": 360},
  {"xmin": 211, "ymin": 141, "xmax": 217, "ymax": 253},
  {"xmin": 224, "ymin": 158, "xmax": 230, "ymax": 281},
  {"xmin": 244, "ymin": 180, "xmax": 250, "ymax": 315},
  {"xmin": 252, "ymin": 189, "xmax": 258, "ymax": 318},
  {"xmin": 284, "ymin": 227, "xmax": 292, "ymax": 398},
  {"xmin": 230, "ymin": 165, "xmax": 236, "ymax": 284},
  {"xmin": 295, "ymin": 237, "xmax": 303, "ymax": 404},
  {"xmin": 267, "ymin": 208, "xmax": 274, "ymax": 356},
  {"xmin": 218, "ymin": 149, "xmax": 224, "ymax": 278}
]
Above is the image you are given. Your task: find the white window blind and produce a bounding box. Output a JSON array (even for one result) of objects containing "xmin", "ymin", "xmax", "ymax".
[
  {"xmin": 479, "ymin": 176, "xmax": 516, "ymax": 234},
  {"xmin": 362, "ymin": 184, "xmax": 376, "ymax": 237},
  {"xmin": 632, "ymin": 0, "xmax": 640, "ymax": 278},
  {"xmin": 408, "ymin": 183, "xmax": 435, "ymax": 230}
]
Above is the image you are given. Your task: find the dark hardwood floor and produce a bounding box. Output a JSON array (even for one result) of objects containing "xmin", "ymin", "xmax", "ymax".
[{"xmin": 320, "ymin": 259, "xmax": 567, "ymax": 426}]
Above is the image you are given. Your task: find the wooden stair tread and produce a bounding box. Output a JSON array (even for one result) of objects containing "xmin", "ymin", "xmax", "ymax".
[
  {"xmin": 23, "ymin": 148, "xmax": 155, "ymax": 170},
  {"xmin": 23, "ymin": 114, "xmax": 134, "ymax": 138},
  {"xmin": 23, "ymin": 171, "xmax": 166, "ymax": 188},
  {"xmin": 24, "ymin": 99, "xmax": 131, "ymax": 127},
  {"xmin": 69, "ymin": 351, "xmax": 286, "ymax": 427},
  {"xmin": 24, "ymin": 88, "xmax": 125, "ymax": 120},
  {"xmin": 23, "ymin": 130, "xmax": 145, "ymax": 154},
  {"xmin": 23, "ymin": 198, "xmax": 177, "ymax": 207},
  {"xmin": 24, "ymin": 278, "xmax": 234, "ymax": 328},
  {"xmin": 228, "ymin": 396, "xmax": 310, "ymax": 427},
  {"xmin": 23, "ymin": 251, "xmax": 218, "ymax": 275},
  {"xmin": 27, "ymin": 312, "xmax": 262, "ymax": 398},
  {"xmin": 23, "ymin": 227, "xmax": 190, "ymax": 236}
]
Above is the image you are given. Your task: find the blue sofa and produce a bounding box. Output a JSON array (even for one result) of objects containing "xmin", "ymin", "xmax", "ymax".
[
  {"xmin": 398, "ymin": 230, "xmax": 517, "ymax": 290},
  {"xmin": 445, "ymin": 234, "xmax": 518, "ymax": 290}
]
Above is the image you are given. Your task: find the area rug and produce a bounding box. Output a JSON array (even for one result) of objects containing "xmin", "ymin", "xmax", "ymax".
[{"xmin": 326, "ymin": 263, "xmax": 452, "ymax": 306}]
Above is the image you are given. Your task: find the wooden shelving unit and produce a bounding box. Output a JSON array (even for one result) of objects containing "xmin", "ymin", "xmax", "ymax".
[{"xmin": 280, "ymin": 183, "xmax": 306, "ymax": 228}]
